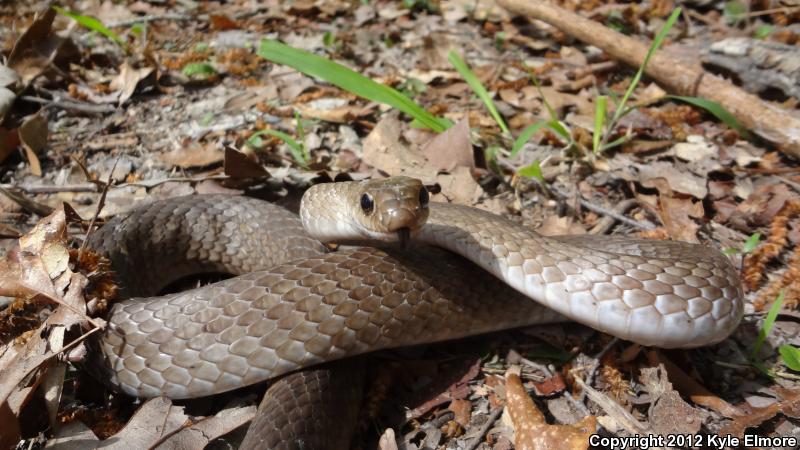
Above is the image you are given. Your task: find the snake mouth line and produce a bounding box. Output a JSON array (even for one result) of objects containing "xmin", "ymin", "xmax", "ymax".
[{"xmin": 397, "ymin": 227, "xmax": 410, "ymax": 248}]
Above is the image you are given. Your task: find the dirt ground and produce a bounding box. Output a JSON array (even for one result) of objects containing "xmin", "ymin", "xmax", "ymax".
[{"xmin": 1, "ymin": 0, "xmax": 800, "ymax": 449}]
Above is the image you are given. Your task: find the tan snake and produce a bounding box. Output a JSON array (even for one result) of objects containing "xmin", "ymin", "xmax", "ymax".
[{"xmin": 85, "ymin": 177, "xmax": 743, "ymax": 443}]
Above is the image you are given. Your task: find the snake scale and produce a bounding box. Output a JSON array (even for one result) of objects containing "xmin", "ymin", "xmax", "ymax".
[{"xmin": 85, "ymin": 177, "xmax": 743, "ymax": 446}]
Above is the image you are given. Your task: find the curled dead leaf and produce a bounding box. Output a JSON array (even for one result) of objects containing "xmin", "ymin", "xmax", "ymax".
[
  {"xmin": 18, "ymin": 112, "xmax": 47, "ymax": 177},
  {"xmin": 505, "ymin": 368, "xmax": 595, "ymax": 450}
]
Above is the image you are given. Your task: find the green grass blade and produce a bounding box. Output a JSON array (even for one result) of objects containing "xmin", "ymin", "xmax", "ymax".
[
  {"xmin": 610, "ymin": 8, "xmax": 681, "ymax": 126},
  {"xmin": 742, "ymin": 232, "xmax": 761, "ymax": 253},
  {"xmin": 752, "ymin": 290, "xmax": 785, "ymax": 359},
  {"xmin": 447, "ymin": 50, "xmax": 509, "ymax": 134},
  {"xmin": 779, "ymin": 345, "xmax": 800, "ymax": 371},
  {"xmin": 592, "ymin": 96, "xmax": 607, "ymax": 154},
  {"xmin": 53, "ymin": 6, "xmax": 125, "ymax": 47},
  {"xmin": 510, "ymin": 121, "xmax": 548, "ymax": 157},
  {"xmin": 547, "ymin": 120, "xmax": 572, "ymax": 141},
  {"xmin": 258, "ymin": 40, "xmax": 451, "ymax": 132},
  {"xmin": 182, "ymin": 62, "xmax": 216, "ymax": 79},
  {"xmin": 249, "ymin": 129, "xmax": 307, "ymax": 166},
  {"xmin": 666, "ymin": 95, "xmax": 751, "ymax": 139},
  {"xmin": 600, "ymin": 133, "xmax": 633, "ymax": 153},
  {"xmin": 517, "ymin": 160, "xmax": 544, "ymax": 184}
]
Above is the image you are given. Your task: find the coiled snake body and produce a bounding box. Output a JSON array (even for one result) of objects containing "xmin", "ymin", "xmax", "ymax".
[{"xmin": 87, "ymin": 177, "xmax": 743, "ymax": 445}]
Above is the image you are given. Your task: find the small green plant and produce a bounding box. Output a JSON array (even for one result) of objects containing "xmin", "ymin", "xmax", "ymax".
[
  {"xmin": 666, "ymin": 95, "xmax": 750, "ymax": 139},
  {"xmin": 779, "ymin": 344, "xmax": 800, "ymax": 371},
  {"xmin": 257, "ymin": 39, "xmax": 451, "ymax": 132},
  {"xmin": 751, "ymin": 290, "xmax": 784, "ymax": 360},
  {"xmin": 751, "ymin": 290, "xmax": 800, "ymax": 373},
  {"xmin": 182, "ymin": 62, "xmax": 216, "ymax": 80},
  {"xmin": 754, "ymin": 25, "xmax": 774, "ymax": 39},
  {"xmin": 53, "ymin": 6, "xmax": 125, "ymax": 47},
  {"xmin": 724, "ymin": 232, "xmax": 761, "ymax": 255},
  {"xmin": 248, "ymin": 112, "xmax": 310, "ymax": 166},
  {"xmin": 447, "ymin": 50, "xmax": 509, "ymax": 134},
  {"xmin": 592, "ymin": 8, "xmax": 681, "ymax": 155},
  {"xmin": 723, "ymin": 1, "xmax": 748, "ymax": 25}
]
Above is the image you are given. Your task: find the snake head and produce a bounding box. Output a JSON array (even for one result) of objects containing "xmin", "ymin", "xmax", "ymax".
[{"xmin": 300, "ymin": 176, "xmax": 430, "ymax": 245}]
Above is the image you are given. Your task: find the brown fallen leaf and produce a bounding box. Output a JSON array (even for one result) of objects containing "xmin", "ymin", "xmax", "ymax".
[
  {"xmin": 641, "ymin": 178, "xmax": 703, "ymax": 243},
  {"xmin": 110, "ymin": 62, "xmax": 154, "ymax": 106},
  {"xmin": 449, "ymin": 398, "xmax": 472, "ymax": 428},
  {"xmin": 94, "ymin": 397, "xmax": 189, "ymax": 449},
  {"xmin": 295, "ymin": 100, "xmax": 376, "ymax": 124},
  {"xmin": 639, "ymin": 365, "xmax": 704, "ymax": 436},
  {"xmin": 647, "ymin": 350, "xmax": 743, "ymax": 418},
  {"xmin": 378, "ymin": 428, "xmax": 399, "ymax": 450},
  {"xmin": 0, "ymin": 400, "xmax": 21, "ymax": 449},
  {"xmin": 7, "ymin": 6, "xmax": 70, "ymax": 89},
  {"xmin": 420, "ymin": 117, "xmax": 474, "ymax": 172},
  {"xmin": 44, "ymin": 420, "xmax": 99, "ymax": 449},
  {"xmin": 0, "ymin": 127, "xmax": 20, "ymax": 166},
  {"xmin": 224, "ymin": 147, "xmax": 269, "ymax": 178},
  {"xmin": 159, "ymin": 141, "xmax": 224, "ymax": 169},
  {"xmin": 158, "ymin": 403, "xmax": 256, "ymax": 449},
  {"xmin": 406, "ymin": 358, "xmax": 481, "ymax": 420},
  {"xmin": 720, "ymin": 388, "xmax": 800, "ymax": 438},
  {"xmin": 210, "ymin": 14, "xmax": 240, "ymax": 30},
  {"xmin": 18, "ymin": 112, "xmax": 47, "ymax": 177},
  {"xmin": 536, "ymin": 216, "xmax": 587, "ymax": 237},
  {"xmin": 505, "ymin": 367, "xmax": 595, "ymax": 450},
  {"xmin": 361, "ymin": 114, "xmax": 437, "ymax": 184}
]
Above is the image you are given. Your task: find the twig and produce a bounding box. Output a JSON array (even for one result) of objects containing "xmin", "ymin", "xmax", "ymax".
[
  {"xmin": 496, "ymin": 0, "xmax": 800, "ymax": 158},
  {"xmin": 589, "ymin": 198, "xmax": 639, "ymax": 234},
  {"xmin": 550, "ymin": 187, "xmax": 656, "ymax": 231},
  {"xmin": 20, "ymin": 95, "xmax": 116, "ymax": 115},
  {"xmin": 0, "ymin": 183, "xmax": 99, "ymax": 194},
  {"xmin": 107, "ymin": 13, "xmax": 194, "ymax": 28},
  {"xmin": 463, "ymin": 406, "xmax": 504, "ymax": 450},
  {"xmin": 0, "ymin": 175, "xmax": 231, "ymax": 194},
  {"xmin": 776, "ymin": 175, "xmax": 800, "ymax": 194},
  {"xmin": 577, "ymin": 337, "xmax": 619, "ymax": 404},
  {"xmin": 78, "ymin": 156, "xmax": 118, "ymax": 256}
]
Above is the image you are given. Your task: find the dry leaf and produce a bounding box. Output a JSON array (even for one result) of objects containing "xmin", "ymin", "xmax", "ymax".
[
  {"xmin": 505, "ymin": 368, "xmax": 595, "ymax": 450},
  {"xmin": 421, "ymin": 117, "xmax": 474, "ymax": 171},
  {"xmin": 378, "ymin": 428, "xmax": 399, "ymax": 450},
  {"xmin": 159, "ymin": 404, "xmax": 256, "ymax": 448},
  {"xmin": 99, "ymin": 397, "xmax": 189, "ymax": 449},
  {"xmin": 224, "ymin": 147, "xmax": 269, "ymax": 178},
  {"xmin": 18, "ymin": 112, "xmax": 47, "ymax": 177},
  {"xmin": 7, "ymin": 6, "xmax": 69, "ymax": 89},
  {"xmin": 449, "ymin": 398, "xmax": 472, "ymax": 427},
  {"xmin": 648, "ymin": 351, "xmax": 743, "ymax": 418},
  {"xmin": 362, "ymin": 114, "xmax": 437, "ymax": 183},
  {"xmin": 640, "ymin": 365, "xmax": 704, "ymax": 436},
  {"xmin": 45, "ymin": 421, "xmax": 99, "ymax": 449},
  {"xmin": 110, "ymin": 62, "xmax": 154, "ymax": 106},
  {"xmin": 158, "ymin": 141, "xmax": 224, "ymax": 169},
  {"xmin": 537, "ymin": 216, "xmax": 587, "ymax": 237},
  {"xmin": 720, "ymin": 388, "xmax": 800, "ymax": 438},
  {"xmin": 0, "ymin": 127, "xmax": 20, "ymax": 165},
  {"xmin": 295, "ymin": 98, "xmax": 375, "ymax": 123}
]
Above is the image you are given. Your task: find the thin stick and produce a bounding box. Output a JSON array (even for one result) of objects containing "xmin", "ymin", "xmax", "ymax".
[
  {"xmin": 107, "ymin": 13, "xmax": 193, "ymax": 28},
  {"xmin": 463, "ymin": 406, "xmax": 504, "ymax": 450},
  {"xmin": 20, "ymin": 95, "xmax": 115, "ymax": 114},
  {"xmin": 550, "ymin": 187, "xmax": 656, "ymax": 231}
]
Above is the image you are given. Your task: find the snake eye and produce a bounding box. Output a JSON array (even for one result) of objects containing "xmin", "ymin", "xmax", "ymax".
[
  {"xmin": 418, "ymin": 187, "xmax": 429, "ymax": 206},
  {"xmin": 360, "ymin": 193, "xmax": 374, "ymax": 214}
]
